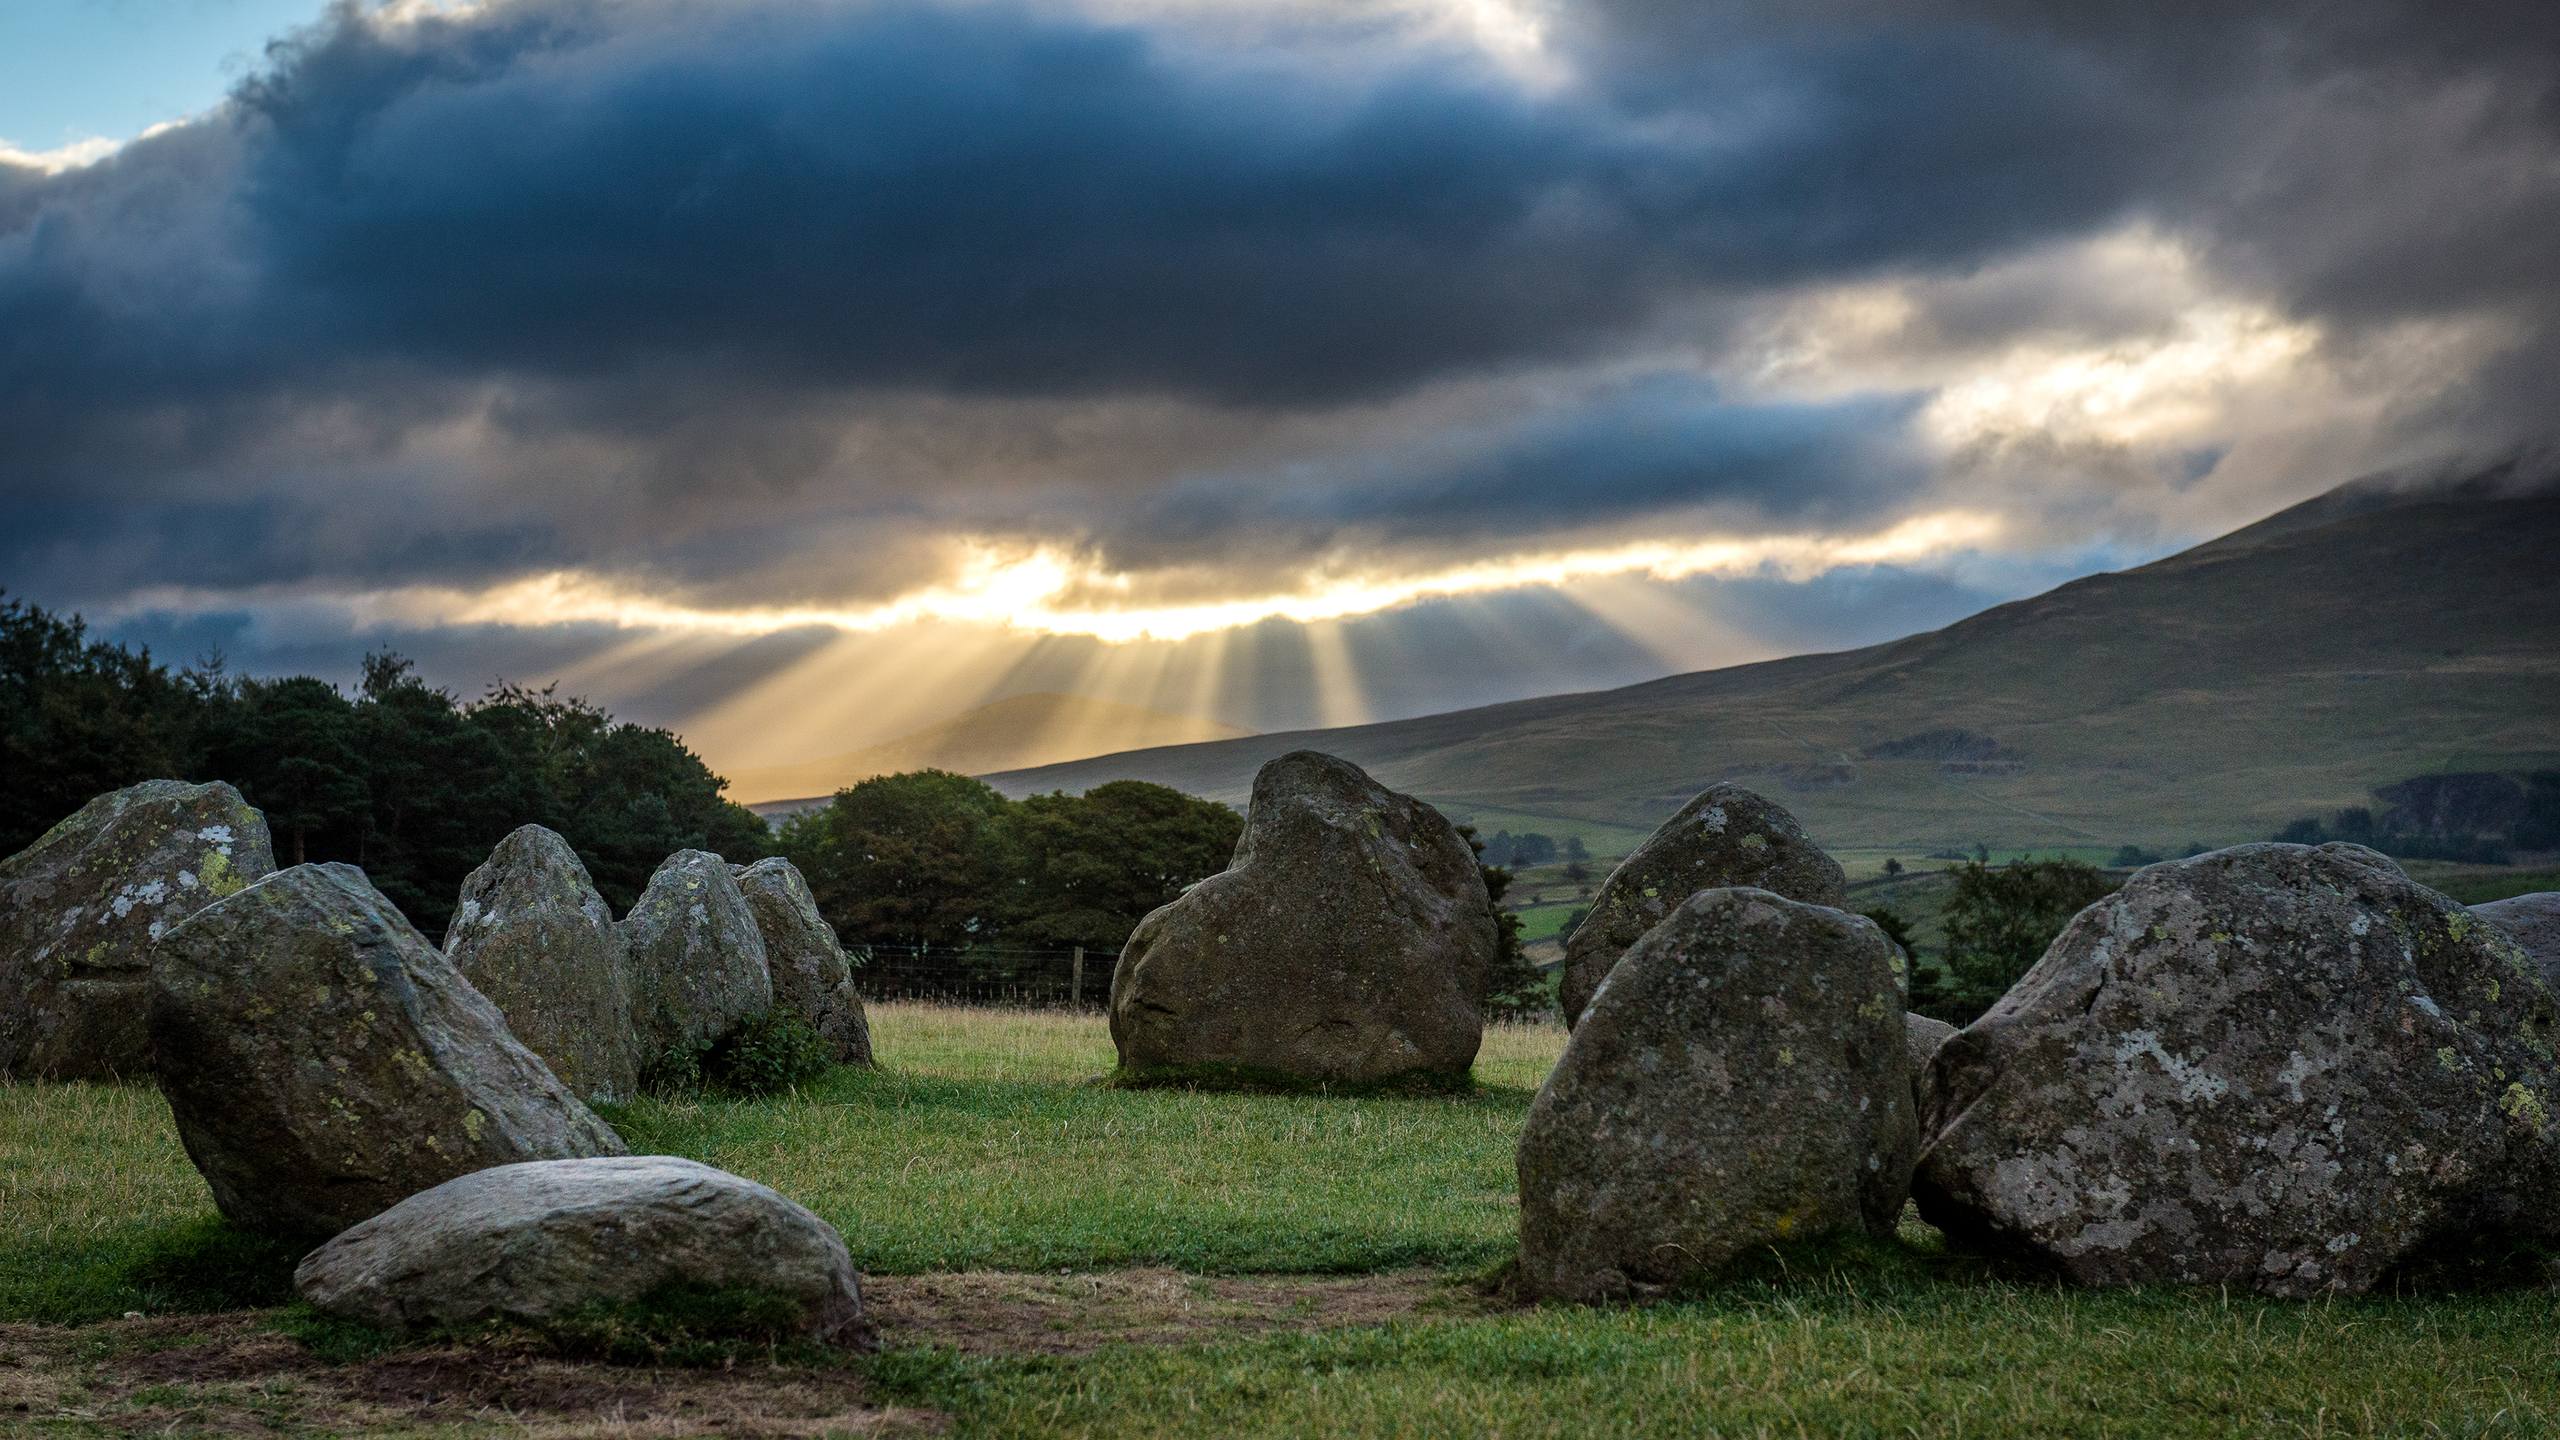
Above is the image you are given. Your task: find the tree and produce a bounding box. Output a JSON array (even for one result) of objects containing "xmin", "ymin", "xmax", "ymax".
[
  {"xmin": 998, "ymin": 781, "xmax": 1241, "ymax": 953},
  {"xmin": 1562, "ymin": 835, "xmax": 1590, "ymax": 863},
  {"xmin": 1459, "ymin": 825, "xmax": 1548, "ymax": 1019},
  {"xmin": 1910, "ymin": 860, "xmax": 2119, "ymax": 1025},
  {"xmin": 777, "ymin": 770, "xmax": 1016, "ymax": 950},
  {"xmin": 1881, "ymin": 857, "xmax": 1904, "ymax": 876},
  {"xmin": 2109, "ymin": 844, "xmax": 2165, "ymax": 868}
]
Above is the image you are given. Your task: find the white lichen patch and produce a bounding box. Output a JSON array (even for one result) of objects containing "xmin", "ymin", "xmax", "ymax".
[{"xmin": 2112, "ymin": 1029, "xmax": 2230, "ymax": 1102}]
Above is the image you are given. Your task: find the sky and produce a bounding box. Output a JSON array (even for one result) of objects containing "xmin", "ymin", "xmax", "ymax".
[{"xmin": 4, "ymin": 0, "xmax": 2557, "ymax": 788}]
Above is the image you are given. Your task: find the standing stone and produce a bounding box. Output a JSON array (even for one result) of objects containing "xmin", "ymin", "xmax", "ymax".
[
  {"xmin": 151, "ymin": 863, "xmax": 624, "ymax": 1240},
  {"xmin": 1915, "ymin": 843, "xmax": 2560, "ymax": 1296},
  {"xmin": 1517, "ymin": 889, "xmax": 1915, "ymax": 1303},
  {"xmin": 732, "ymin": 858, "xmax": 873, "ymax": 1067},
  {"xmin": 619, "ymin": 850, "xmax": 773, "ymax": 1066},
  {"xmin": 1110, "ymin": 750, "xmax": 1494, "ymax": 1089},
  {"xmin": 2475, "ymin": 893, "xmax": 2560, "ymax": 989},
  {"xmin": 1, "ymin": 780, "xmax": 274, "ymax": 1080},
  {"xmin": 1559, "ymin": 784, "xmax": 1846, "ymax": 1027},
  {"xmin": 445, "ymin": 825, "xmax": 639, "ymax": 1102},
  {"xmin": 1905, "ymin": 1012, "xmax": 1958, "ymax": 1072},
  {"xmin": 296, "ymin": 1156, "xmax": 872, "ymax": 1348}
]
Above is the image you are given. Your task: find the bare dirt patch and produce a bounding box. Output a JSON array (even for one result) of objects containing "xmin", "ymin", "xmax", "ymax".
[
  {"xmin": 865, "ymin": 1266, "xmax": 1472, "ymax": 1356},
  {"xmin": 0, "ymin": 1268, "xmax": 1479, "ymax": 1437}
]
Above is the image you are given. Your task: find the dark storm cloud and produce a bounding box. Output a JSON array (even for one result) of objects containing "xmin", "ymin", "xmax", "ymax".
[
  {"xmin": 1102, "ymin": 378, "xmax": 1930, "ymax": 573},
  {"xmin": 1, "ymin": 0, "xmax": 2554, "ymax": 614}
]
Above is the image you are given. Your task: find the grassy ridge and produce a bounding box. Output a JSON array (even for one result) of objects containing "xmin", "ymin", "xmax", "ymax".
[{"xmin": 990, "ymin": 481, "xmax": 2560, "ymax": 853}]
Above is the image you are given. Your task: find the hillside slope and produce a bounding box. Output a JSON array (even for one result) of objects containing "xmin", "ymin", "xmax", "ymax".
[
  {"xmin": 987, "ymin": 476, "xmax": 2560, "ymax": 851},
  {"xmin": 735, "ymin": 692, "xmax": 1250, "ymax": 809}
]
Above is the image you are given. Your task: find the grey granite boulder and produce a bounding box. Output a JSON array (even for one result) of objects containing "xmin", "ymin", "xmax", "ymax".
[
  {"xmin": 1110, "ymin": 750, "xmax": 1494, "ymax": 1089},
  {"xmin": 2475, "ymin": 892, "xmax": 2560, "ymax": 989},
  {"xmin": 1905, "ymin": 1011, "xmax": 1957, "ymax": 1071},
  {"xmin": 1559, "ymin": 784, "xmax": 1846, "ymax": 1027},
  {"xmin": 444, "ymin": 826, "xmax": 639, "ymax": 1103},
  {"xmin": 1915, "ymin": 843, "xmax": 2560, "ymax": 1296},
  {"xmin": 1, "ymin": 780, "xmax": 274, "ymax": 1080},
  {"xmin": 732, "ymin": 858, "xmax": 872, "ymax": 1067},
  {"xmin": 295, "ymin": 1156, "xmax": 871, "ymax": 1347},
  {"xmin": 1518, "ymin": 889, "xmax": 1915, "ymax": 1302},
  {"xmin": 151, "ymin": 863, "xmax": 625, "ymax": 1239},
  {"xmin": 618, "ymin": 850, "xmax": 773, "ymax": 1067}
]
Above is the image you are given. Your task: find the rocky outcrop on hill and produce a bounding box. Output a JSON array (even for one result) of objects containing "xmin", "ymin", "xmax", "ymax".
[
  {"xmin": 151, "ymin": 863, "xmax": 624, "ymax": 1239},
  {"xmin": 1558, "ymin": 784, "xmax": 1846, "ymax": 1027},
  {"xmin": 0, "ymin": 780, "xmax": 274, "ymax": 1080},
  {"xmin": 1518, "ymin": 889, "xmax": 1914, "ymax": 1302},
  {"xmin": 1110, "ymin": 750, "xmax": 1494, "ymax": 1089}
]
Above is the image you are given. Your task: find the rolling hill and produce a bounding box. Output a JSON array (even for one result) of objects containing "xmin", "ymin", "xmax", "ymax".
[
  {"xmin": 736, "ymin": 692, "xmax": 1251, "ymax": 812},
  {"xmin": 985, "ymin": 473, "xmax": 2560, "ymax": 853}
]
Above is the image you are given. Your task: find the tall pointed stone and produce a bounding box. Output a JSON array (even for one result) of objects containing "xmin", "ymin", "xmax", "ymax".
[{"xmin": 445, "ymin": 825, "xmax": 639, "ymax": 1102}]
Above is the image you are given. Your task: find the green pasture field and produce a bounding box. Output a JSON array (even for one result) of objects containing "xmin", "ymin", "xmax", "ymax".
[{"xmin": 5, "ymin": 1003, "xmax": 2559, "ymax": 1436}]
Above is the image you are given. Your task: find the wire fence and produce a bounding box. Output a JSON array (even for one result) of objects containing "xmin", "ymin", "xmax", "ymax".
[{"xmin": 846, "ymin": 943, "xmax": 1111, "ymax": 1010}]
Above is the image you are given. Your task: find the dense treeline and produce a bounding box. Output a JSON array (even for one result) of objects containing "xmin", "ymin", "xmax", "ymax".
[
  {"xmin": 1, "ymin": 595, "xmax": 764, "ymax": 934},
  {"xmin": 774, "ymin": 770, "xmax": 1242, "ymax": 956}
]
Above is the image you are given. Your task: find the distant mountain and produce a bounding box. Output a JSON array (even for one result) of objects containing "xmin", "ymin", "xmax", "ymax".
[
  {"xmin": 736, "ymin": 692, "xmax": 1251, "ymax": 813},
  {"xmin": 986, "ymin": 472, "xmax": 2560, "ymax": 853}
]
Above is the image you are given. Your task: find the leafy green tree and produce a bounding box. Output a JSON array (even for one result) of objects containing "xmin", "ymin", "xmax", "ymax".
[
  {"xmin": 1460, "ymin": 825, "xmax": 1550, "ymax": 1019},
  {"xmin": 1562, "ymin": 835, "xmax": 1591, "ymax": 863},
  {"xmin": 998, "ymin": 781, "xmax": 1241, "ymax": 953},
  {"xmin": 0, "ymin": 594, "xmax": 207, "ymax": 850},
  {"xmin": 777, "ymin": 770, "xmax": 1017, "ymax": 950},
  {"xmin": 208, "ymin": 675, "xmax": 370, "ymax": 867},
  {"xmin": 1910, "ymin": 859, "xmax": 2119, "ymax": 1025}
]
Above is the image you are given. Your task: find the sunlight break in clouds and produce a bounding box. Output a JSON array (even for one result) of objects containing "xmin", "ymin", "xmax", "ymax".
[{"xmin": 282, "ymin": 509, "xmax": 2007, "ymax": 646}]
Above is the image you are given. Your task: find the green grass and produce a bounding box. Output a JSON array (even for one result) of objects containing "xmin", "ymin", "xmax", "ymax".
[
  {"xmin": 876, "ymin": 1277, "xmax": 2560, "ymax": 1437},
  {"xmin": 0, "ymin": 1005, "xmax": 1567, "ymax": 1323},
  {"xmin": 14, "ymin": 1002, "xmax": 2560, "ymax": 1436}
]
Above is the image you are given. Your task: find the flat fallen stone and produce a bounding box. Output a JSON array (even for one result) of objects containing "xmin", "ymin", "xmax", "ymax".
[{"xmin": 295, "ymin": 1155, "xmax": 870, "ymax": 1347}]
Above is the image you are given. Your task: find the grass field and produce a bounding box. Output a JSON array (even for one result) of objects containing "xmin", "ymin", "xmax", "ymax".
[{"xmin": 8, "ymin": 1003, "xmax": 2560, "ymax": 1436}]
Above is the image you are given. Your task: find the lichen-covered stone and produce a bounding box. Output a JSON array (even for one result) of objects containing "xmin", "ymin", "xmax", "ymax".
[
  {"xmin": 295, "ymin": 1156, "xmax": 871, "ymax": 1347},
  {"xmin": 1559, "ymin": 784, "xmax": 1846, "ymax": 1028},
  {"xmin": 732, "ymin": 858, "xmax": 872, "ymax": 1067},
  {"xmin": 151, "ymin": 863, "xmax": 625, "ymax": 1239},
  {"xmin": 445, "ymin": 826, "xmax": 638, "ymax": 1102},
  {"xmin": 1518, "ymin": 889, "xmax": 1915, "ymax": 1303},
  {"xmin": 2475, "ymin": 892, "xmax": 2560, "ymax": 990},
  {"xmin": 1915, "ymin": 843, "xmax": 2560, "ymax": 1296},
  {"xmin": 1905, "ymin": 1011, "xmax": 1957, "ymax": 1071},
  {"xmin": 618, "ymin": 850, "xmax": 773, "ymax": 1064},
  {"xmin": 0, "ymin": 780, "xmax": 274, "ymax": 1080},
  {"xmin": 1110, "ymin": 750, "xmax": 1493, "ymax": 1089}
]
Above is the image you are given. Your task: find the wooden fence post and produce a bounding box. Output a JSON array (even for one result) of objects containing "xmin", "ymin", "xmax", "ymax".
[{"xmin": 1071, "ymin": 947, "xmax": 1085, "ymax": 1010}]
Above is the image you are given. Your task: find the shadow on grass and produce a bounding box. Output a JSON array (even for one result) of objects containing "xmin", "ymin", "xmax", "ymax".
[{"xmin": 123, "ymin": 1216, "xmax": 304, "ymax": 1314}]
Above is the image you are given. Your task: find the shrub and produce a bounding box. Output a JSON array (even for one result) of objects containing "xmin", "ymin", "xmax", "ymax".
[{"xmin": 642, "ymin": 1011, "xmax": 833, "ymax": 1098}]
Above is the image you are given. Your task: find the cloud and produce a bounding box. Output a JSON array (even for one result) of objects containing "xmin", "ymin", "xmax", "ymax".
[{"xmin": 1, "ymin": 0, "xmax": 2554, "ymax": 738}]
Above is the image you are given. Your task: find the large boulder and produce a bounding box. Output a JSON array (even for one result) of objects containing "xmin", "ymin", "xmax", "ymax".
[
  {"xmin": 151, "ymin": 863, "xmax": 625, "ymax": 1240},
  {"xmin": 1905, "ymin": 1012, "xmax": 1958, "ymax": 1070},
  {"xmin": 444, "ymin": 826, "xmax": 639, "ymax": 1102},
  {"xmin": 732, "ymin": 858, "xmax": 872, "ymax": 1067},
  {"xmin": 618, "ymin": 850, "xmax": 773, "ymax": 1067},
  {"xmin": 1110, "ymin": 750, "xmax": 1494, "ymax": 1089},
  {"xmin": 1915, "ymin": 843, "xmax": 2560, "ymax": 1296},
  {"xmin": 2475, "ymin": 892, "xmax": 2560, "ymax": 989},
  {"xmin": 1559, "ymin": 784, "xmax": 1846, "ymax": 1027},
  {"xmin": 1517, "ymin": 889, "xmax": 1915, "ymax": 1303},
  {"xmin": 296, "ymin": 1156, "xmax": 871, "ymax": 1348},
  {"xmin": 1, "ymin": 780, "xmax": 274, "ymax": 1080}
]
